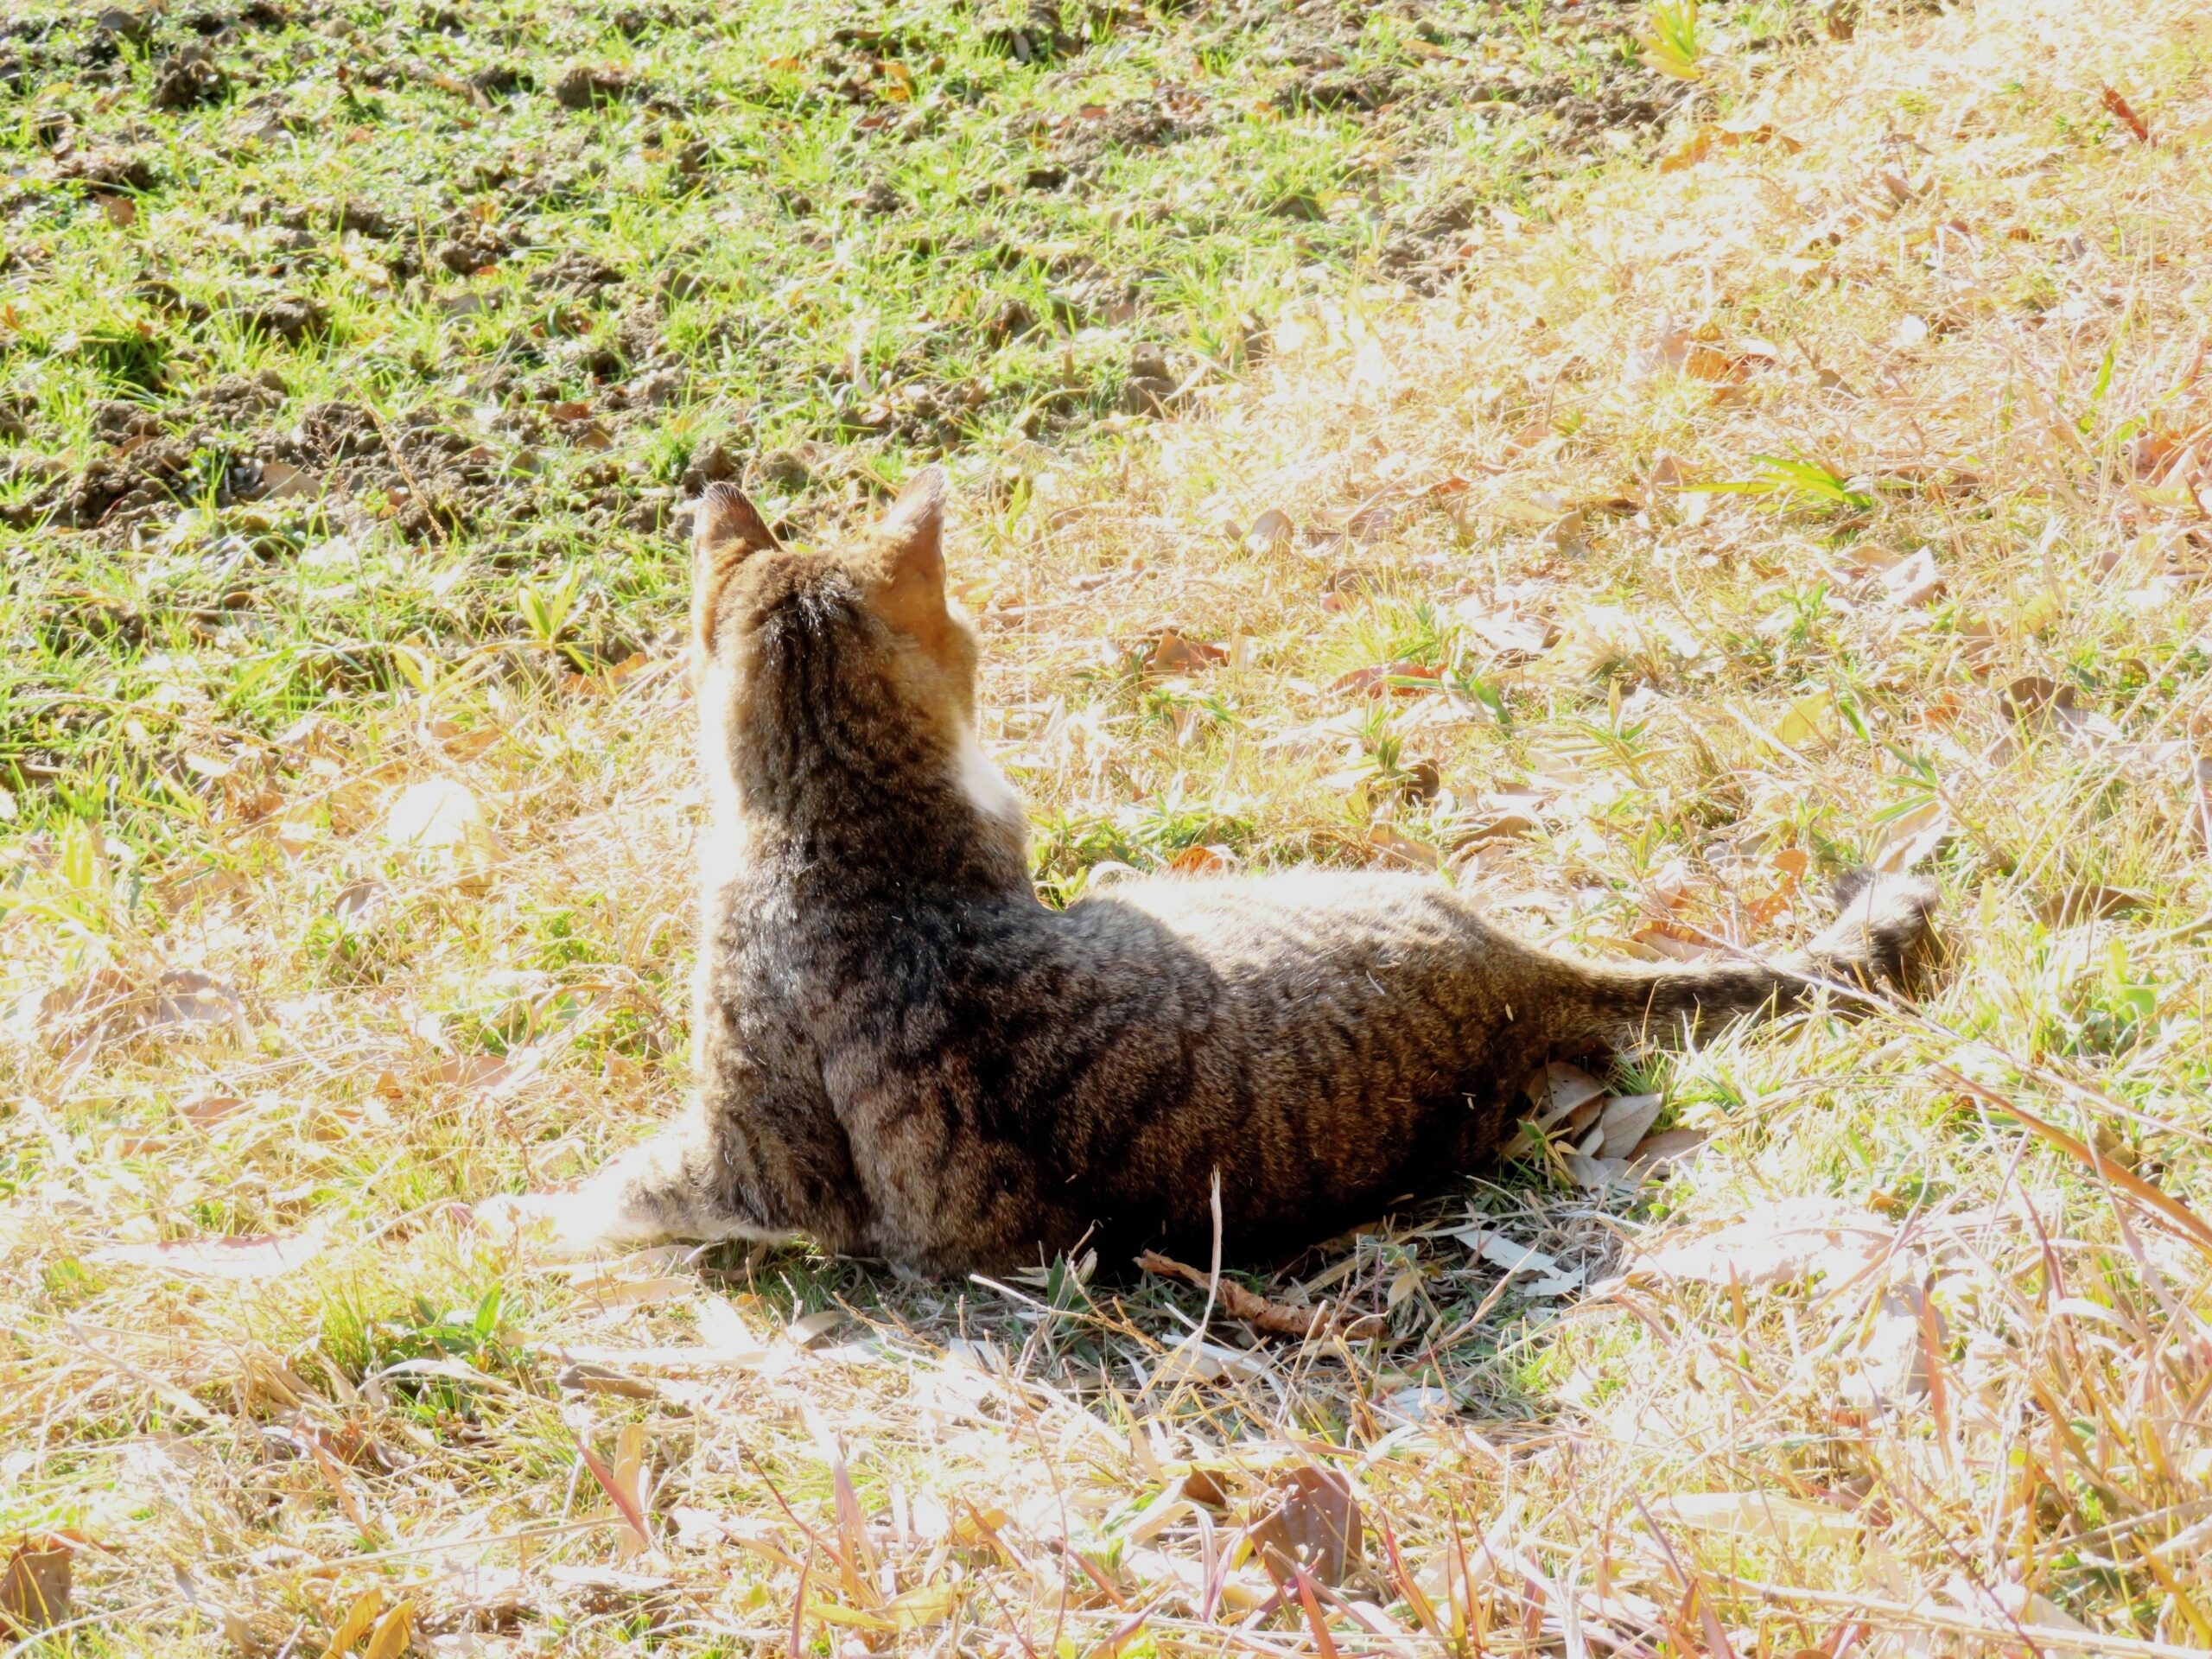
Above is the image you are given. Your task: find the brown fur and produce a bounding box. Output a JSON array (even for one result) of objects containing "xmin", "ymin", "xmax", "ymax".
[{"xmin": 483, "ymin": 470, "xmax": 1937, "ymax": 1273}]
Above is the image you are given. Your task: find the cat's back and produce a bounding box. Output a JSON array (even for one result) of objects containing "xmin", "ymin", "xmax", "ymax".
[{"xmin": 1071, "ymin": 867, "xmax": 1502, "ymax": 977}]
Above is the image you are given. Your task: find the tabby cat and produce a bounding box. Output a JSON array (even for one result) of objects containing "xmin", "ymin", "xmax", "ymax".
[{"xmin": 481, "ymin": 468, "xmax": 1935, "ymax": 1272}]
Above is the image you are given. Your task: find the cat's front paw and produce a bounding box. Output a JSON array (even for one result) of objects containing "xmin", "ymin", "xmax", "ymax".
[{"xmin": 472, "ymin": 1190, "xmax": 620, "ymax": 1257}]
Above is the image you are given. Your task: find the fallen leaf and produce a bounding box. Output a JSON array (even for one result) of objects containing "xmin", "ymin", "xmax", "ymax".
[
  {"xmin": 1168, "ymin": 843, "xmax": 1237, "ymax": 875},
  {"xmin": 788, "ymin": 1307, "xmax": 844, "ymax": 1346},
  {"xmin": 1248, "ymin": 1465, "xmax": 1363, "ymax": 1586},
  {"xmin": 1595, "ymin": 1094, "xmax": 1664, "ymax": 1159},
  {"xmin": 1243, "ymin": 508, "xmax": 1294, "ymax": 553},
  {"xmin": 1452, "ymin": 1229, "xmax": 1576, "ymax": 1292},
  {"xmin": 2034, "ymin": 885, "xmax": 2151, "ymax": 925},
  {"xmin": 1999, "ymin": 674, "xmax": 2075, "ymax": 723},
  {"xmin": 1873, "ymin": 798, "xmax": 1951, "ymax": 874},
  {"xmin": 612, "ymin": 1423, "xmax": 648, "ymax": 1560},
  {"xmin": 1148, "ymin": 630, "xmax": 1229, "ymax": 674},
  {"xmin": 1878, "ymin": 547, "xmax": 1944, "ymax": 607},
  {"xmin": 1147, "ymin": 1340, "xmax": 1267, "ymax": 1386},
  {"xmin": 1630, "ymin": 1127, "xmax": 1709, "ymax": 1167},
  {"xmin": 0, "ymin": 1539, "xmax": 73, "ymax": 1636},
  {"xmin": 1524, "ymin": 1062, "xmax": 1605, "ymax": 1128},
  {"xmin": 2101, "ymin": 85, "xmax": 2152, "ymax": 144},
  {"xmin": 1364, "ymin": 823, "xmax": 1439, "ymax": 871},
  {"xmin": 1332, "ymin": 661, "xmax": 1442, "ymax": 698},
  {"xmin": 146, "ymin": 969, "xmax": 251, "ymax": 1044},
  {"xmin": 382, "ymin": 779, "xmax": 499, "ymax": 890},
  {"xmin": 1774, "ymin": 690, "xmax": 1838, "ymax": 748},
  {"xmin": 1840, "ymin": 1281, "xmax": 1942, "ymax": 1410},
  {"xmin": 429, "ymin": 1054, "xmax": 514, "ymax": 1091},
  {"xmin": 258, "ymin": 461, "xmax": 322, "ymax": 501},
  {"xmin": 90, "ymin": 1230, "xmax": 323, "ymax": 1280},
  {"xmin": 323, "ymin": 1586, "xmax": 385, "ymax": 1653},
  {"xmin": 1630, "ymin": 1198, "xmax": 1891, "ymax": 1288},
  {"xmin": 1653, "ymin": 1492, "xmax": 1862, "ymax": 1548},
  {"xmin": 1564, "ymin": 1153, "xmax": 1628, "ymax": 1189}
]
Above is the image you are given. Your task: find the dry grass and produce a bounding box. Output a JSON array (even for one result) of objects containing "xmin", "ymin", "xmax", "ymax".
[{"xmin": 8, "ymin": 0, "xmax": 2212, "ymax": 1653}]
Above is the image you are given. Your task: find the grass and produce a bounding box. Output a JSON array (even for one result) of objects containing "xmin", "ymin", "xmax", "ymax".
[{"xmin": 7, "ymin": 0, "xmax": 2212, "ymax": 1653}]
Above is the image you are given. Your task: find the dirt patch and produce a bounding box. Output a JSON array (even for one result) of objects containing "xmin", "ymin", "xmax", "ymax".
[
  {"xmin": 53, "ymin": 149, "xmax": 161, "ymax": 193},
  {"xmin": 553, "ymin": 64, "xmax": 639, "ymax": 109},
  {"xmin": 531, "ymin": 250, "xmax": 627, "ymax": 297},
  {"xmin": 149, "ymin": 44, "xmax": 230, "ymax": 109}
]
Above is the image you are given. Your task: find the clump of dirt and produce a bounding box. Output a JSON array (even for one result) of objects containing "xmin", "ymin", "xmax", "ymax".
[
  {"xmin": 470, "ymin": 63, "xmax": 532, "ymax": 99},
  {"xmin": 190, "ymin": 369, "xmax": 289, "ymax": 426},
  {"xmin": 531, "ymin": 250, "xmax": 626, "ymax": 297},
  {"xmin": 271, "ymin": 402, "xmax": 518, "ymax": 542},
  {"xmin": 1048, "ymin": 93, "xmax": 1207, "ymax": 173},
  {"xmin": 553, "ymin": 64, "xmax": 639, "ymax": 109},
  {"xmin": 149, "ymin": 44, "xmax": 230, "ymax": 109},
  {"xmin": 240, "ymin": 294, "xmax": 329, "ymax": 344},
  {"xmin": 54, "ymin": 149, "xmax": 160, "ymax": 192},
  {"xmin": 435, "ymin": 220, "xmax": 512, "ymax": 277},
  {"xmin": 60, "ymin": 436, "xmax": 200, "ymax": 530},
  {"xmin": 1120, "ymin": 341, "xmax": 1179, "ymax": 415}
]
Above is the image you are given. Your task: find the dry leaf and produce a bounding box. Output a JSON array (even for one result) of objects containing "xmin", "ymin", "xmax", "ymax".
[
  {"xmin": 1248, "ymin": 1465, "xmax": 1363, "ymax": 1586},
  {"xmin": 1524, "ymin": 1062, "xmax": 1605, "ymax": 1128},
  {"xmin": 1630, "ymin": 1127, "xmax": 1708, "ymax": 1166},
  {"xmin": 1874, "ymin": 798, "xmax": 1951, "ymax": 874},
  {"xmin": 0, "ymin": 1539, "xmax": 73, "ymax": 1636},
  {"xmin": 1332, "ymin": 660, "xmax": 1442, "ymax": 698},
  {"xmin": 1243, "ymin": 508, "xmax": 1294, "ymax": 552},
  {"xmin": 2101, "ymin": 85, "xmax": 2152, "ymax": 144},
  {"xmin": 1148, "ymin": 630, "xmax": 1229, "ymax": 674},
  {"xmin": 1169, "ymin": 843, "xmax": 1237, "ymax": 875},
  {"xmin": 787, "ymin": 1306, "xmax": 845, "ymax": 1346},
  {"xmin": 1564, "ymin": 1153, "xmax": 1628, "ymax": 1189},
  {"xmin": 259, "ymin": 461, "xmax": 322, "ymax": 500},
  {"xmin": 1364, "ymin": 823, "xmax": 1439, "ymax": 871},
  {"xmin": 1774, "ymin": 690, "xmax": 1838, "ymax": 748},
  {"xmin": 2034, "ymin": 885, "xmax": 2150, "ymax": 925},
  {"xmin": 1147, "ymin": 1340, "xmax": 1266, "ymax": 1386},
  {"xmin": 1630, "ymin": 1198, "xmax": 1891, "ymax": 1288},
  {"xmin": 1878, "ymin": 547, "xmax": 1944, "ymax": 607},
  {"xmin": 1653, "ymin": 1492, "xmax": 1863, "ymax": 1548},
  {"xmin": 612, "ymin": 1422, "xmax": 648, "ymax": 1560},
  {"xmin": 383, "ymin": 779, "xmax": 499, "ymax": 889},
  {"xmin": 91, "ymin": 1230, "xmax": 323, "ymax": 1280},
  {"xmin": 362, "ymin": 1601, "xmax": 416, "ymax": 1659},
  {"xmin": 323, "ymin": 1585, "xmax": 385, "ymax": 1654},
  {"xmin": 1840, "ymin": 1282, "xmax": 1942, "ymax": 1410},
  {"xmin": 1595, "ymin": 1094, "xmax": 1664, "ymax": 1159}
]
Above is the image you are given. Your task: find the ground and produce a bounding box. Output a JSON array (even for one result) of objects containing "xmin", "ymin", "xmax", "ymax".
[{"xmin": 4, "ymin": 0, "xmax": 2212, "ymax": 1653}]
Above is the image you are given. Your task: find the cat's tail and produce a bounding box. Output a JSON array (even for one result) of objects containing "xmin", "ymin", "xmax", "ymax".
[{"xmin": 1542, "ymin": 871, "xmax": 1939, "ymax": 1050}]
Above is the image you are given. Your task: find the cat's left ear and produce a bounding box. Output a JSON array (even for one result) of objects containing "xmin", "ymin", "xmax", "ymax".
[
  {"xmin": 865, "ymin": 466, "xmax": 949, "ymax": 637},
  {"xmin": 691, "ymin": 481, "xmax": 780, "ymax": 656}
]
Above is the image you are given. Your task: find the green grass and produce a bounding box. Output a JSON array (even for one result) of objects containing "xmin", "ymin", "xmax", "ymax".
[
  {"xmin": 0, "ymin": 0, "xmax": 1799, "ymax": 864},
  {"xmin": 14, "ymin": 0, "xmax": 2212, "ymax": 1653}
]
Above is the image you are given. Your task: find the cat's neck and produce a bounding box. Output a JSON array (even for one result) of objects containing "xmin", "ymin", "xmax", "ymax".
[{"xmin": 716, "ymin": 748, "xmax": 1030, "ymax": 899}]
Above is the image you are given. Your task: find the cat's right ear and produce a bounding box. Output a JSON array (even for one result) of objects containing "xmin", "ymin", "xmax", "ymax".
[{"xmin": 691, "ymin": 482, "xmax": 780, "ymax": 657}]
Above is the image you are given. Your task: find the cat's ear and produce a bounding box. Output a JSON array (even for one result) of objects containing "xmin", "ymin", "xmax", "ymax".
[
  {"xmin": 691, "ymin": 481, "xmax": 779, "ymax": 655},
  {"xmin": 864, "ymin": 466, "xmax": 949, "ymax": 637}
]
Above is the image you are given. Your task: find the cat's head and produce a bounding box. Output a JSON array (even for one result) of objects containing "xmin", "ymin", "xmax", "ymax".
[{"xmin": 688, "ymin": 467, "xmax": 1024, "ymax": 851}]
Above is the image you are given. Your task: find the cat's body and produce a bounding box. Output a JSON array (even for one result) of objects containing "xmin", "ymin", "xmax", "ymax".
[{"xmin": 484, "ymin": 470, "xmax": 1936, "ymax": 1273}]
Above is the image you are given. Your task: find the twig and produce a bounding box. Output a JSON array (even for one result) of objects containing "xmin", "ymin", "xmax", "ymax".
[
  {"xmin": 1138, "ymin": 1251, "xmax": 1381, "ymax": 1342},
  {"xmin": 1721, "ymin": 1576, "xmax": 2202, "ymax": 1658}
]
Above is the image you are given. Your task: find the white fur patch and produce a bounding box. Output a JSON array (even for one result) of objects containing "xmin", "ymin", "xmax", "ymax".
[{"xmin": 955, "ymin": 721, "xmax": 1023, "ymax": 824}]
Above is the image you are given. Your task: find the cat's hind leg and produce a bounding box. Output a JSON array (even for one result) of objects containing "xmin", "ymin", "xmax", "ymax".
[{"xmin": 475, "ymin": 1110, "xmax": 789, "ymax": 1257}]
